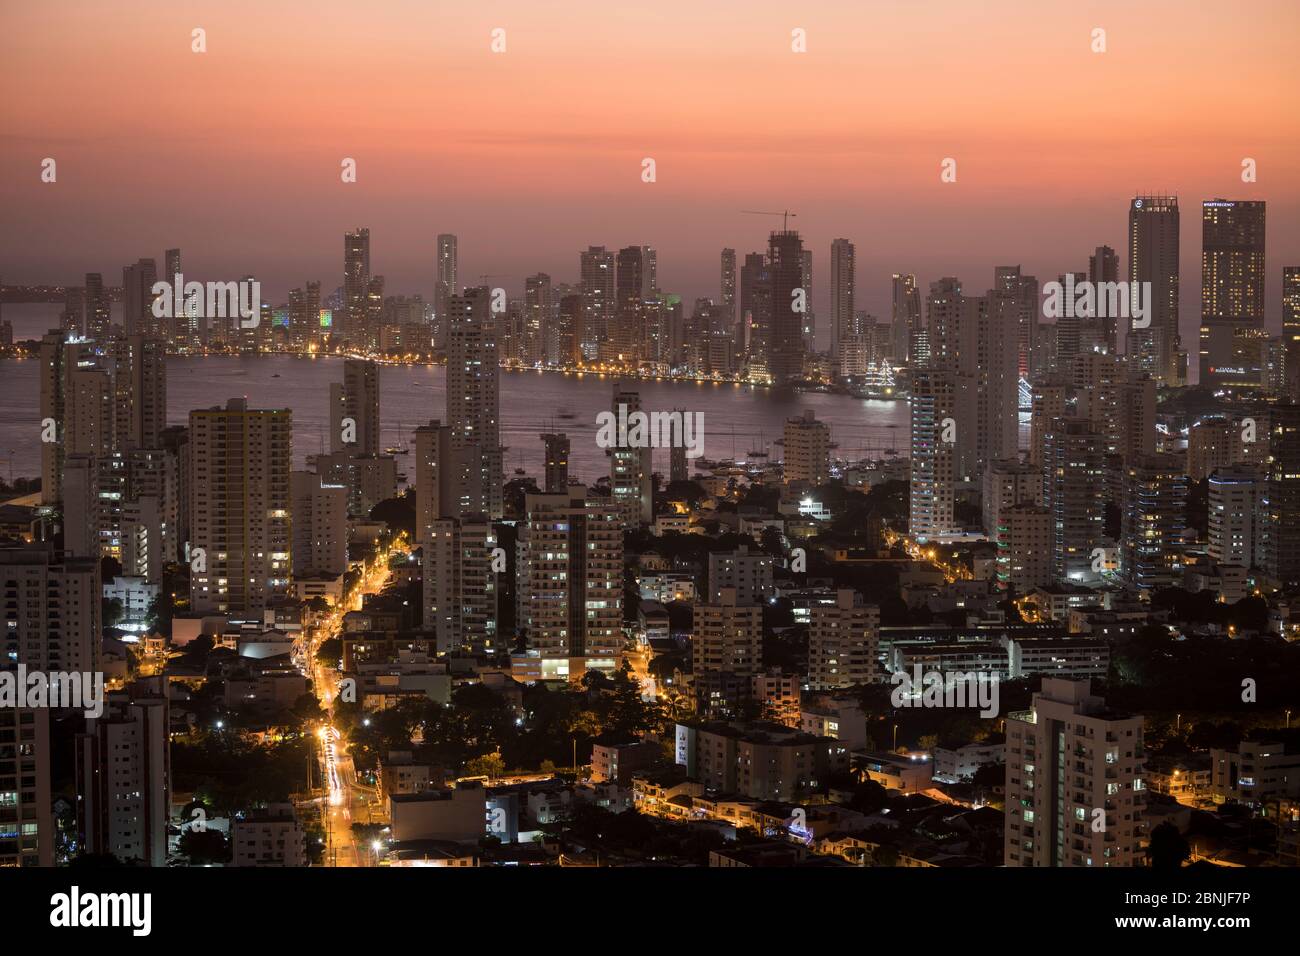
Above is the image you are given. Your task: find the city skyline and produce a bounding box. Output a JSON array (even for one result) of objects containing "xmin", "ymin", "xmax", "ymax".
[{"xmin": 3, "ymin": 2, "xmax": 1300, "ymax": 357}]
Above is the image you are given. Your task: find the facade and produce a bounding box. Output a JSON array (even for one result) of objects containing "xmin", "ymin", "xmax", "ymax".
[
  {"xmin": 76, "ymin": 684, "xmax": 170, "ymax": 867},
  {"xmin": 1004, "ymin": 679, "xmax": 1145, "ymax": 867},
  {"xmin": 188, "ymin": 399, "xmax": 292, "ymax": 615},
  {"xmin": 707, "ymin": 546, "xmax": 774, "ymax": 605},
  {"xmin": 807, "ymin": 590, "xmax": 878, "ymax": 690},
  {"xmin": 783, "ymin": 410, "xmax": 830, "ymax": 486},
  {"xmin": 516, "ymin": 488, "xmax": 623, "ymax": 675}
]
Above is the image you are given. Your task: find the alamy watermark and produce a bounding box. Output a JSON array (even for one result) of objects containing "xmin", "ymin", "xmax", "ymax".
[
  {"xmin": 0, "ymin": 665, "xmax": 105, "ymax": 718},
  {"xmin": 1042, "ymin": 274, "xmax": 1152, "ymax": 330},
  {"xmin": 596, "ymin": 404, "xmax": 704, "ymax": 457},
  {"xmin": 151, "ymin": 273, "xmax": 261, "ymax": 328},
  {"xmin": 889, "ymin": 664, "xmax": 1000, "ymax": 718}
]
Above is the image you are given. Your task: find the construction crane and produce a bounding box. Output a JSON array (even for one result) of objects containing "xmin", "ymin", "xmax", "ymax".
[{"xmin": 741, "ymin": 209, "xmax": 798, "ymax": 231}]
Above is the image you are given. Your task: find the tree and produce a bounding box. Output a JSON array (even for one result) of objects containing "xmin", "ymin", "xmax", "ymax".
[
  {"xmin": 1146, "ymin": 822, "xmax": 1190, "ymax": 870},
  {"xmin": 465, "ymin": 752, "xmax": 506, "ymax": 779}
]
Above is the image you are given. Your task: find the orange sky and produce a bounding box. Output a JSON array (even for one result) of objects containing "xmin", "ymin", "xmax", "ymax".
[{"xmin": 2, "ymin": 0, "xmax": 1298, "ymax": 348}]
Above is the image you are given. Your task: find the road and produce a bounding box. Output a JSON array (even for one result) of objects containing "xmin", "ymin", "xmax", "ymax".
[{"xmin": 297, "ymin": 533, "xmax": 407, "ymax": 866}]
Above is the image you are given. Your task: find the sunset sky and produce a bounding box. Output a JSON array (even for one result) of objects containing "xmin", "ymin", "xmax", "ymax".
[{"xmin": 3, "ymin": 0, "xmax": 1298, "ymax": 351}]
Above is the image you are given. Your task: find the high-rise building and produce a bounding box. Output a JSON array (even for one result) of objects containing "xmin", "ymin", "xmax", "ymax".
[
  {"xmin": 524, "ymin": 273, "xmax": 552, "ymax": 367},
  {"xmin": 1263, "ymin": 403, "xmax": 1300, "ymax": 588},
  {"xmin": 580, "ymin": 246, "xmax": 615, "ymax": 360},
  {"xmin": 614, "ymin": 245, "xmax": 651, "ymax": 362},
  {"xmin": 692, "ymin": 587, "xmax": 762, "ymax": 686},
  {"xmin": 983, "ymin": 459, "xmax": 1040, "ymax": 538},
  {"xmin": 807, "ymin": 590, "xmax": 878, "ymax": 690},
  {"xmin": 994, "ymin": 265, "xmax": 1039, "ymax": 380},
  {"xmin": 740, "ymin": 252, "xmax": 772, "ymax": 371},
  {"xmin": 541, "ymin": 432, "xmax": 570, "ymax": 492},
  {"xmin": 188, "ymin": 398, "xmax": 292, "ymax": 615},
  {"xmin": 1120, "ymin": 453, "xmax": 1187, "ymax": 591},
  {"xmin": 76, "ymin": 681, "xmax": 170, "ymax": 867},
  {"xmin": 891, "ymin": 273, "xmax": 922, "ymax": 365},
  {"xmin": 1282, "ymin": 267, "xmax": 1300, "ymax": 401},
  {"xmin": 768, "ymin": 229, "xmax": 806, "ymax": 384},
  {"xmin": 122, "ymin": 259, "xmax": 159, "ymax": 339},
  {"xmin": 609, "ymin": 385, "xmax": 652, "ymax": 525},
  {"xmin": 1127, "ymin": 195, "xmax": 1181, "ymax": 384},
  {"xmin": 84, "ymin": 273, "xmax": 111, "ymax": 341},
  {"xmin": 0, "ymin": 698, "xmax": 52, "ymax": 865},
  {"xmin": 425, "ymin": 515, "xmax": 497, "ymax": 655},
  {"xmin": 343, "ymin": 227, "xmax": 371, "ymax": 346},
  {"xmin": 164, "ymin": 248, "xmax": 181, "ymax": 285},
  {"xmin": 1042, "ymin": 417, "xmax": 1107, "ymax": 584},
  {"xmin": 516, "ymin": 488, "xmax": 622, "ymax": 677},
  {"xmin": 414, "ymin": 420, "xmax": 456, "ymax": 544},
  {"xmin": 290, "ymin": 471, "xmax": 348, "ymax": 577},
  {"xmin": 0, "ymin": 543, "xmax": 102, "ymax": 676},
  {"xmin": 996, "ymin": 503, "xmax": 1054, "ymax": 592},
  {"xmin": 1004, "ymin": 679, "xmax": 1145, "ymax": 867},
  {"xmin": 975, "ymin": 288, "xmax": 1022, "ymax": 473},
  {"xmin": 708, "ymin": 546, "xmax": 774, "ymax": 604},
  {"xmin": 800, "ymin": 248, "xmax": 815, "ymax": 349},
  {"xmin": 1208, "ymin": 465, "xmax": 1264, "ymax": 570},
  {"xmin": 329, "ymin": 359, "xmax": 380, "ymax": 456},
  {"xmin": 1088, "ymin": 245, "xmax": 1121, "ymax": 353},
  {"xmin": 720, "ymin": 248, "xmax": 737, "ymax": 331},
  {"xmin": 107, "ymin": 333, "xmax": 167, "ymax": 452},
  {"xmin": 434, "ymin": 233, "xmax": 458, "ymax": 347},
  {"xmin": 1200, "ymin": 199, "xmax": 1266, "ymax": 388},
  {"xmin": 446, "ymin": 288, "xmax": 503, "ymax": 519},
  {"xmin": 783, "ymin": 409, "xmax": 830, "ymax": 486},
  {"xmin": 829, "ymin": 239, "xmax": 855, "ymax": 360},
  {"xmin": 909, "ymin": 370, "xmax": 958, "ymax": 540}
]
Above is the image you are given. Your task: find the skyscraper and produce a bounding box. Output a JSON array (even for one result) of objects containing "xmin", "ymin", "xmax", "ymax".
[
  {"xmin": 768, "ymin": 229, "xmax": 806, "ymax": 385},
  {"xmin": 580, "ymin": 246, "xmax": 615, "ymax": 360},
  {"xmin": 84, "ymin": 272, "xmax": 111, "ymax": 341},
  {"xmin": 541, "ymin": 432, "xmax": 570, "ymax": 492},
  {"xmin": 609, "ymin": 384, "xmax": 652, "ymax": 526},
  {"xmin": 830, "ymin": 238, "xmax": 855, "ymax": 361},
  {"xmin": 329, "ymin": 359, "xmax": 380, "ymax": 456},
  {"xmin": 1086, "ymin": 246, "xmax": 1121, "ymax": 353},
  {"xmin": 434, "ymin": 233, "xmax": 458, "ymax": 348},
  {"xmin": 1127, "ymin": 195, "xmax": 1180, "ymax": 384},
  {"xmin": 1281, "ymin": 267, "xmax": 1300, "ymax": 400},
  {"xmin": 1004, "ymin": 679, "xmax": 1145, "ymax": 867},
  {"xmin": 740, "ymin": 252, "xmax": 772, "ymax": 372},
  {"xmin": 343, "ymin": 227, "xmax": 371, "ymax": 346},
  {"xmin": 1263, "ymin": 403, "xmax": 1300, "ymax": 589},
  {"xmin": 1042, "ymin": 417, "xmax": 1107, "ymax": 584},
  {"xmin": 188, "ymin": 398, "xmax": 292, "ymax": 615},
  {"xmin": 994, "ymin": 266, "xmax": 1039, "ymax": 380},
  {"xmin": 807, "ymin": 590, "xmax": 878, "ymax": 690},
  {"xmin": 122, "ymin": 259, "xmax": 158, "ymax": 338},
  {"xmin": 720, "ymin": 248, "xmax": 737, "ymax": 331},
  {"xmin": 1200, "ymin": 199, "xmax": 1266, "ymax": 388},
  {"xmin": 446, "ymin": 288, "xmax": 503, "ymax": 520},
  {"xmin": 524, "ymin": 273, "xmax": 552, "ymax": 367},
  {"xmin": 1120, "ymin": 453, "xmax": 1187, "ymax": 591},
  {"xmin": 516, "ymin": 488, "xmax": 623, "ymax": 678},
  {"xmin": 290, "ymin": 471, "xmax": 348, "ymax": 577},
  {"xmin": 425, "ymin": 515, "xmax": 497, "ymax": 655},
  {"xmin": 76, "ymin": 681, "xmax": 170, "ymax": 867},
  {"xmin": 783, "ymin": 409, "xmax": 830, "ymax": 486},
  {"xmin": 891, "ymin": 273, "xmax": 921, "ymax": 365},
  {"xmin": 909, "ymin": 370, "xmax": 957, "ymax": 540},
  {"xmin": 615, "ymin": 245, "xmax": 651, "ymax": 362}
]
